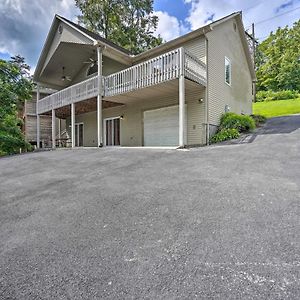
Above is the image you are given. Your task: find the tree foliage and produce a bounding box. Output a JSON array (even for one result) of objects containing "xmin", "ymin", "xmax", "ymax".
[
  {"xmin": 75, "ymin": 0, "xmax": 163, "ymax": 54},
  {"xmin": 256, "ymin": 20, "xmax": 300, "ymax": 91},
  {"xmin": 0, "ymin": 56, "xmax": 33, "ymax": 156}
]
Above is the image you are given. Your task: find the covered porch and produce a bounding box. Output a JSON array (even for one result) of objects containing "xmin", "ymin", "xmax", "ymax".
[{"xmin": 47, "ymin": 78, "xmax": 205, "ymax": 148}]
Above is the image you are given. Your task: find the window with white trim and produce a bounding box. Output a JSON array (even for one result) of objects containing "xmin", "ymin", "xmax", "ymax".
[{"xmin": 225, "ymin": 57, "xmax": 231, "ymax": 86}]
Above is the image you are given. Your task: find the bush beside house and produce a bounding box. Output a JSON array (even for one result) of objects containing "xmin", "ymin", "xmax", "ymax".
[
  {"xmin": 219, "ymin": 112, "xmax": 256, "ymax": 132},
  {"xmin": 210, "ymin": 112, "xmax": 265, "ymax": 144},
  {"xmin": 210, "ymin": 128, "xmax": 240, "ymax": 143}
]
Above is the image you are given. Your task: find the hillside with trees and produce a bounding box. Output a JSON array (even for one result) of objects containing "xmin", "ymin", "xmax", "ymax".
[
  {"xmin": 256, "ymin": 20, "xmax": 300, "ymax": 92},
  {"xmin": 0, "ymin": 56, "xmax": 32, "ymax": 156}
]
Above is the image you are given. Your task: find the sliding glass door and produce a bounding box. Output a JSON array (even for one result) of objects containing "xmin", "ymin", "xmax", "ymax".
[{"xmin": 104, "ymin": 117, "xmax": 120, "ymax": 146}]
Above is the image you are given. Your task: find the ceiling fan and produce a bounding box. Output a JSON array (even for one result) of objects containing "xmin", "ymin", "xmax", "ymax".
[
  {"xmin": 83, "ymin": 57, "xmax": 97, "ymax": 68},
  {"xmin": 61, "ymin": 66, "xmax": 71, "ymax": 82}
]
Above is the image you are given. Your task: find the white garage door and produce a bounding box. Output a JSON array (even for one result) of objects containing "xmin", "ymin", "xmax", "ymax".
[{"xmin": 143, "ymin": 105, "xmax": 187, "ymax": 146}]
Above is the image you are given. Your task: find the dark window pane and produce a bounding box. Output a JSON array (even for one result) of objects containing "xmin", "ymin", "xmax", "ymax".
[
  {"xmin": 75, "ymin": 125, "xmax": 79, "ymax": 147},
  {"xmin": 79, "ymin": 124, "xmax": 83, "ymax": 146},
  {"xmin": 106, "ymin": 120, "xmax": 113, "ymax": 146},
  {"xmin": 114, "ymin": 118, "xmax": 120, "ymax": 146}
]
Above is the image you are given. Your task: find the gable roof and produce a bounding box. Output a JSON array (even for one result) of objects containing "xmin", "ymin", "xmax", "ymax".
[{"xmin": 57, "ymin": 16, "xmax": 131, "ymax": 55}]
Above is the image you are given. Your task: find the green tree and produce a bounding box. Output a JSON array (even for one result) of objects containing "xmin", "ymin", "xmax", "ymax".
[
  {"xmin": 0, "ymin": 56, "xmax": 33, "ymax": 156},
  {"xmin": 75, "ymin": 0, "xmax": 163, "ymax": 54},
  {"xmin": 256, "ymin": 20, "xmax": 300, "ymax": 91}
]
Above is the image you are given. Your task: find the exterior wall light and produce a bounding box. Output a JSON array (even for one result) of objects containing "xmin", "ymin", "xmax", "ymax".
[
  {"xmin": 198, "ymin": 98, "xmax": 204, "ymax": 103},
  {"xmin": 120, "ymin": 115, "xmax": 124, "ymax": 120}
]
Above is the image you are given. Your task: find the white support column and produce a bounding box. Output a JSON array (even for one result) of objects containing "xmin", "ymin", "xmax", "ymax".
[
  {"xmin": 71, "ymin": 103, "xmax": 75, "ymax": 148},
  {"xmin": 36, "ymin": 83, "xmax": 40, "ymax": 149},
  {"xmin": 58, "ymin": 119, "xmax": 61, "ymax": 139},
  {"xmin": 97, "ymin": 46, "xmax": 103, "ymax": 147},
  {"xmin": 52, "ymin": 109, "xmax": 56, "ymax": 149},
  {"xmin": 179, "ymin": 47, "xmax": 185, "ymax": 148}
]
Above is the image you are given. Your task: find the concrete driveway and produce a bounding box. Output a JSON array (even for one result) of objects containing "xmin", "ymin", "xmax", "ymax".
[{"xmin": 0, "ymin": 115, "xmax": 299, "ymax": 299}]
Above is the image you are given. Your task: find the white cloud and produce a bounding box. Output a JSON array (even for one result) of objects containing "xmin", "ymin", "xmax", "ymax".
[
  {"xmin": 0, "ymin": 0, "xmax": 79, "ymax": 68},
  {"xmin": 183, "ymin": 0, "xmax": 300, "ymax": 40},
  {"xmin": 154, "ymin": 11, "xmax": 189, "ymax": 41}
]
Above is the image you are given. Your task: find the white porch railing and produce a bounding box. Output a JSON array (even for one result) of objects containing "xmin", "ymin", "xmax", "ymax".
[
  {"xmin": 105, "ymin": 48, "xmax": 181, "ymax": 97},
  {"xmin": 37, "ymin": 47, "xmax": 206, "ymax": 114},
  {"xmin": 37, "ymin": 76, "xmax": 99, "ymax": 114}
]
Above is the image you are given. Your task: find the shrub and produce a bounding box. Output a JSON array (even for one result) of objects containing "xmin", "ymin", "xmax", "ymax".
[
  {"xmin": 256, "ymin": 90, "xmax": 299, "ymax": 102},
  {"xmin": 250, "ymin": 114, "xmax": 267, "ymax": 126},
  {"xmin": 210, "ymin": 128, "xmax": 240, "ymax": 143},
  {"xmin": 219, "ymin": 112, "xmax": 256, "ymax": 133},
  {"xmin": 0, "ymin": 114, "xmax": 31, "ymax": 156}
]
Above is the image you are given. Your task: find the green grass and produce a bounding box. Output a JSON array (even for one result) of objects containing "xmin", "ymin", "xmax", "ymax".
[{"xmin": 253, "ymin": 98, "xmax": 300, "ymax": 118}]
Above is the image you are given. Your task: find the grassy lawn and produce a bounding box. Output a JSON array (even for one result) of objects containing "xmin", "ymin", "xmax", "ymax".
[{"xmin": 253, "ymin": 98, "xmax": 300, "ymax": 118}]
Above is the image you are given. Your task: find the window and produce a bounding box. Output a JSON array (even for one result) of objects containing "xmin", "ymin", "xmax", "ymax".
[{"xmin": 225, "ymin": 57, "xmax": 231, "ymax": 86}]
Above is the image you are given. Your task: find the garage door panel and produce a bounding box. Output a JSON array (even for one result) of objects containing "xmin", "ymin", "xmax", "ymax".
[{"xmin": 143, "ymin": 105, "xmax": 186, "ymax": 146}]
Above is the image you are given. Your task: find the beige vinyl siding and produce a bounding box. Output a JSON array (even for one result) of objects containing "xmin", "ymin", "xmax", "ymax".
[
  {"xmin": 44, "ymin": 22, "xmax": 93, "ymax": 70},
  {"xmin": 67, "ymin": 112, "xmax": 98, "ymax": 146},
  {"xmin": 184, "ymin": 37, "xmax": 206, "ymax": 64},
  {"xmin": 207, "ymin": 18, "xmax": 252, "ymax": 125},
  {"xmin": 133, "ymin": 36, "xmax": 206, "ymax": 64},
  {"xmin": 187, "ymin": 88, "xmax": 206, "ymax": 145},
  {"xmin": 102, "ymin": 57, "xmax": 129, "ymax": 76},
  {"xmin": 66, "ymin": 87, "xmax": 206, "ymax": 146}
]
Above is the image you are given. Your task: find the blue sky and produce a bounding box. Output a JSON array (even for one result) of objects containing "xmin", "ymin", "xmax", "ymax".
[
  {"xmin": 0, "ymin": 0, "xmax": 299, "ymax": 72},
  {"xmin": 154, "ymin": 0, "xmax": 191, "ymax": 20}
]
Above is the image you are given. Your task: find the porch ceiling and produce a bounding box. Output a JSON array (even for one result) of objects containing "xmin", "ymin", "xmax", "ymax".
[
  {"xmin": 104, "ymin": 78, "xmax": 205, "ymax": 104},
  {"xmin": 38, "ymin": 42, "xmax": 132, "ymax": 90},
  {"xmin": 39, "ymin": 42, "xmax": 96, "ymax": 89},
  {"xmin": 45, "ymin": 98, "xmax": 124, "ymax": 119}
]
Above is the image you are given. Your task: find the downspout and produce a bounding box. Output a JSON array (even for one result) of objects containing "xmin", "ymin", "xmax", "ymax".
[
  {"xmin": 36, "ymin": 83, "xmax": 40, "ymax": 149},
  {"xmin": 205, "ymin": 34, "xmax": 209, "ymax": 145},
  {"xmin": 202, "ymin": 29, "xmax": 210, "ymax": 146}
]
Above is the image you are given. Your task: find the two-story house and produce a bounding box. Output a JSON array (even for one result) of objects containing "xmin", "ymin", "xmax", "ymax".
[{"xmin": 33, "ymin": 11, "xmax": 255, "ymax": 148}]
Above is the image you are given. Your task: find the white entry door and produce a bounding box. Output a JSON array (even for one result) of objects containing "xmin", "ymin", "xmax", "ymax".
[
  {"xmin": 75, "ymin": 123, "xmax": 84, "ymax": 147},
  {"xmin": 143, "ymin": 105, "xmax": 187, "ymax": 146},
  {"xmin": 104, "ymin": 117, "xmax": 120, "ymax": 146}
]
